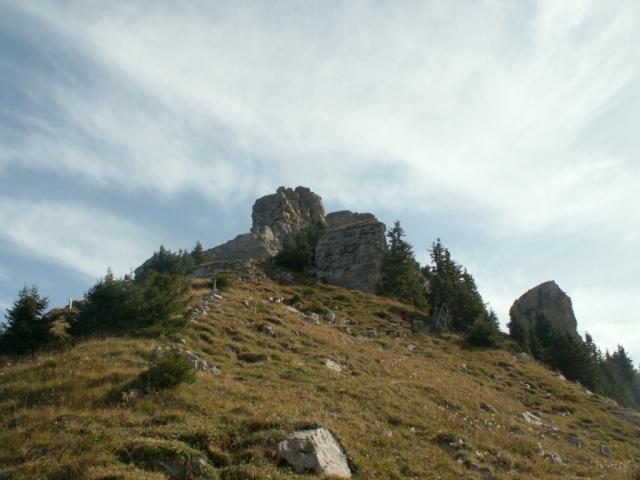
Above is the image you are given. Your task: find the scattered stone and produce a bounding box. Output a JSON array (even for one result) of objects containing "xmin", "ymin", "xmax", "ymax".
[
  {"xmin": 238, "ymin": 352, "xmax": 269, "ymax": 363},
  {"xmin": 567, "ymin": 435, "xmax": 582, "ymax": 448},
  {"xmin": 513, "ymin": 352, "xmax": 532, "ymax": 361},
  {"xmin": 546, "ymin": 452, "xmax": 563, "ymax": 464},
  {"xmin": 599, "ymin": 443, "xmax": 611, "ymax": 457},
  {"xmin": 460, "ymin": 364, "xmax": 470, "ymax": 374},
  {"xmin": 277, "ymin": 427, "xmax": 351, "ymax": 478},
  {"xmin": 258, "ymin": 323, "xmax": 277, "ymax": 337},
  {"xmin": 243, "ymin": 299, "xmax": 251, "ymax": 308},
  {"xmin": 464, "ymin": 460, "xmax": 493, "ymax": 479},
  {"xmin": 322, "ymin": 308, "xmax": 336, "ymax": 323},
  {"xmin": 479, "ymin": 403, "xmax": 497, "ymax": 414},
  {"xmin": 407, "ymin": 343, "xmax": 418, "ymax": 351},
  {"xmin": 522, "ymin": 411, "xmax": 545, "ymax": 426},
  {"xmin": 544, "ymin": 425, "xmax": 560, "ymax": 438},
  {"xmin": 306, "ymin": 313, "xmax": 321, "ymax": 326},
  {"xmin": 324, "ymin": 359, "xmax": 342, "ymax": 373},
  {"xmin": 366, "ymin": 329, "xmax": 377, "ymax": 337},
  {"xmin": 537, "ymin": 443, "xmax": 562, "ymax": 463}
]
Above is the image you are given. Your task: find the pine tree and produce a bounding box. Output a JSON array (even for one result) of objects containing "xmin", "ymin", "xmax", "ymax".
[
  {"xmin": 611, "ymin": 346, "xmax": 636, "ymax": 385},
  {"xmin": 69, "ymin": 268, "xmax": 134, "ymax": 337},
  {"xmin": 424, "ymin": 239, "xmax": 487, "ymax": 330},
  {"xmin": 0, "ymin": 285, "xmax": 51, "ymax": 355},
  {"xmin": 508, "ymin": 317, "xmax": 530, "ymax": 352},
  {"xmin": 601, "ymin": 350, "xmax": 635, "ymax": 406},
  {"xmin": 530, "ymin": 314, "xmax": 554, "ymax": 363},
  {"xmin": 377, "ymin": 221, "xmax": 428, "ymax": 311},
  {"xmin": 191, "ymin": 241, "xmax": 207, "ymax": 265},
  {"xmin": 69, "ymin": 268, "xmax": 189, "ymax": 338},
  {"xmin": 465, "ymin": 309, "xmax": 501, "ymax": 347}
]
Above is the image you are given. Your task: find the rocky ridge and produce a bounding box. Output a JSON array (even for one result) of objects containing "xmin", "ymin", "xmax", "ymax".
[{"xmin": 205, "ymin": 187, "xmax": 387, "ymax": 292}]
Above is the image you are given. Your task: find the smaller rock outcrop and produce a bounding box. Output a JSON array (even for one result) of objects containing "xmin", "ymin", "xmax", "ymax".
[
  {"xmin": 277, "ymin": 428, "xmax": 351, "ymax": 478},
  {"xmin": 315, "ymin": 211, "xmax": 386, "ymax": 293},
  {"xmin": 509, "ymin": 281, "xmax": 578, "ymax": 336}
]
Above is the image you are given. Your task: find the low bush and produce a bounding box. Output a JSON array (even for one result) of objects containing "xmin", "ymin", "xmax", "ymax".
[
  {"xmin": 212, "ymin": 274, "xmax": 233, "ymax": 291},
  {"xmin": 465, "ymin": 313, "xmax": 501, "ymax": 348},
  {"xmin": 142, "ymin": 351, "xmax": 196, "ymax": 390}
]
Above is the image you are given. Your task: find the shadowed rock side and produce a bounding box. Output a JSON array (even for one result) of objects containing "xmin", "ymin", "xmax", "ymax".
[
  {"xmin": 208, "ymin": 186, "xmax": 325, "ymax": 261},
  {"xmin": 315, "ymin": 212, "xmax": 387, "ymax": 293},
  {"xmin": 510, "ymin": 280, "xmax": 579, "ymax": 336}
]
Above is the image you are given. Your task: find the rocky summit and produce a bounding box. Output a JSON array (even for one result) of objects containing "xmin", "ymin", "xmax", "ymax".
[
  {"xmin": 206, "ymin": 187, "xmax": 387, "ymax": 292},
  {"xmin": 509, "ymin": 280, "xmax": 579, "ymax": 336},
  {"xmin": 207, "ymin": 186, "xmax": 326, "ymax": 262}
]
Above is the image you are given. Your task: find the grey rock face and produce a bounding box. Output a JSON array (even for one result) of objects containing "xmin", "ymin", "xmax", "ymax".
[
  {"xmin": 251, "ymin": 186, "xmax": 325, "ymax": 241},
  {"xmin": 208, "ymin": 186, "xmax": 325, "ymax": 261},
  {"xmin": 315, "ymin": 212, "xmax": 386, "ymax": 293},
  {"xmin": 325, "ymin": 210, "xmax": 376, "ymax": 229},
  {"xmin": 509, "ymin": 281, "xmax": 578, "ymax": 336},
  {"xmin": 277, "ymin": 427, "xmax": 351, "ymax": 478}
]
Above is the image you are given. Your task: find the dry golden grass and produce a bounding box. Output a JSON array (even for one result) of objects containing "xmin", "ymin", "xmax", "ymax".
[{"xmin": 1, "ymin": 272, "xmax": 639, "ymax": 479}]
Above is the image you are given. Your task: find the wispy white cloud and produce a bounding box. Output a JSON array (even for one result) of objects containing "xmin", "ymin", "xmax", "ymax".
[
  {"xmin": 0, "ymin": 197, "xmax": 156, "ymax": 279},
  {"xmin": 7, "ymin": 1, "xmax": 639, "ymax": 231}
]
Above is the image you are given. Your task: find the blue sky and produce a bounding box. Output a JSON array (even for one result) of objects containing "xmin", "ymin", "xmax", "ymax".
[{"xmin": 1, "ymin": 1, "xmax": 639, "ymax": 362}]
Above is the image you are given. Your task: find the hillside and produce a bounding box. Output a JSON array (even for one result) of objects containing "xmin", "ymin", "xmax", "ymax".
[{"xmin": 1, "ymin": 266, "xmax": 639, "ymax": 479}]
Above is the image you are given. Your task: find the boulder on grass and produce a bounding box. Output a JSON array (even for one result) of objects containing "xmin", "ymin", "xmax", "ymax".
[{"xmin": 277, "ymin": 427, "xmax": 351, "ymax": 478}]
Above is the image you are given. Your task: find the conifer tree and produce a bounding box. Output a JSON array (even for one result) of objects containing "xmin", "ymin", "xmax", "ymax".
[
  {"xmin": 508, "ymin": 317, "xmax": 530, "ymax": 352},
  {"xmin": 466, "ymin": 309, "xmax": 501, "ymax": 347},
  {"xmin": 0, "ymin": 285, "xmax": 51, "ymax": 355},
  {"xmin": 424, "ymin": 239, "xmax": 487, "ymax": 330},
  {"xmin": 377, "ymin": 221, "xmax": 428, "ymax": 311},
  {"xmin": 191, "ymin": 241, "xmax": 207, "ymax": 265}
]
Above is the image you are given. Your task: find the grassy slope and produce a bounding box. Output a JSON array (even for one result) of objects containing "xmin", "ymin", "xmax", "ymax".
[{"xmin": 1, "ymin": 273, "xmax": 639, "ymax": 479}]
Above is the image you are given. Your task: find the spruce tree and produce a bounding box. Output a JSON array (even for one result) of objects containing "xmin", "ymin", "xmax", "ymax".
[
  {"xmin": 191, "ymin": 241, "xmax": 207, "ymax": 265},
  {"xmin": 466, "ymin": 309, "xmax": 501, "ymax": 347},
  {"xmin": 424, "ymin": 239, "xmax": 487, "ymax": 330},
  {"xmin": 508, "ymin": 317, "xmax": 530, "ymax": 352},
  {"xmin": 377, "ymin": 221, "xmax": 428, "ymax": 311},
  {"xmin": 0, "ymin": 285, "xmax": 51, "ymax": 355}
]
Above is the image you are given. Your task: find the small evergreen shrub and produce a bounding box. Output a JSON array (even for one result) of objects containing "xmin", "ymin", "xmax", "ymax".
[
  {"xmin": 212, "ymin": 274, "xmax": 233, "ymax": 291},
  {"xmin": 465, "ymin": 315, "xmax": 500, "ymax": 348},
  {"xmin": 142, "ymin": 351, "xmax": 196, "ymax": 390}
]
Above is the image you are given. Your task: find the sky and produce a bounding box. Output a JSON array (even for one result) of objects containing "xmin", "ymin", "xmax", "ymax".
[{"xmin": 0, "ymin": 1, "xmax": 639, "ymax": 362}]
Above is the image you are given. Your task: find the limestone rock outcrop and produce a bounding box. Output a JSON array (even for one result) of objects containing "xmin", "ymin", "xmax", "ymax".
[
  {"xmin": 277, "ymin": 427, "xmax": 351, "ymax": 478},
  {"xmin": 136, "ymin": 186, "xmax": 387, "ymax": 293},
  {"xmin": 207, "ymin": 186, "xmax": 325, "ymax": 261},
  {"xmin": 509, "ymin": 281, "xmax": 578, "ymax": 336},
  {"xmin": 315, "ymin": 211, "xmax": 386, "ymax": 293}
]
